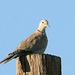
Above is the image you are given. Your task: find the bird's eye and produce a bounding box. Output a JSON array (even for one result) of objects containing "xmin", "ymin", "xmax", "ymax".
[{"xmin": 42, "ymin": 22, "xmax": 44, "ymax": 23}]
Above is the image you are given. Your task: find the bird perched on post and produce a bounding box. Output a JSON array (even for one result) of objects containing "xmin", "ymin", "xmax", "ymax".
[{"xmin": 0, "ymin": 20, "xmax": 50, "ymax": 64}]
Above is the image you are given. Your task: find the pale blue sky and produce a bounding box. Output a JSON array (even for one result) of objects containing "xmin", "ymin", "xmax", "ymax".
[{"xmin": 0, "ymin": 0, "xmax": 75, "ymax": 75}]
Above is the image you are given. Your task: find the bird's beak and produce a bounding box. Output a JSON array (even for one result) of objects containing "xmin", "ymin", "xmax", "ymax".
[{"xmin": 47, "ymin": 24, "xmax": 50, "ymax": 27}]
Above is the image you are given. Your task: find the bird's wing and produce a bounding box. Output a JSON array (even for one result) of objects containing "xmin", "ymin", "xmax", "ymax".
[{"xmin": 15, "ymin": 31, "xmax": 47, "ymax": 53}]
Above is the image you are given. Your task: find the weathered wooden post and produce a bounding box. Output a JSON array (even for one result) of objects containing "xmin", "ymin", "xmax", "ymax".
[{"xmin": 16, "ymin": 54, "xmax": 61, "ymax": 75}]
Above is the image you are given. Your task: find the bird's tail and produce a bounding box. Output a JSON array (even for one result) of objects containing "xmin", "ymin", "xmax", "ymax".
[{"xmin": 0, "ymin": 54, "xmax": 17, "ymax": 64}]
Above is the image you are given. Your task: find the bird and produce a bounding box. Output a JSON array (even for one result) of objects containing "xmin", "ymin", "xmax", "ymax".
[{"xmin": 0, "ymin": 20, "xmax": 50, "ymax": 64}]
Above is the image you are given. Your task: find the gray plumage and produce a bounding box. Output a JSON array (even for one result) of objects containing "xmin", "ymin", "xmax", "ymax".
[{"xmin": 0, "ymin": 20, "xmax": 50, "ymax": 64}]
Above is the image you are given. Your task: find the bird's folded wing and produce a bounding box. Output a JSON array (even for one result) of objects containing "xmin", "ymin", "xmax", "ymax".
[{"xmin": 14, "ymin": 31, "xmax": 47, "ymax": 53}]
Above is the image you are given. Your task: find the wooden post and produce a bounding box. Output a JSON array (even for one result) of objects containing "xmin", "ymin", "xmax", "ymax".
[{"xmin": 16, "ymin": 54, "xmax": 61, "ymax": 75}]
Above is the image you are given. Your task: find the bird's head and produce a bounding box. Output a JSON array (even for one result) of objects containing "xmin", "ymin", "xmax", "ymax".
[{"xmin": 38, "ymin": 20, "xmax": 50, "ymax": 31}]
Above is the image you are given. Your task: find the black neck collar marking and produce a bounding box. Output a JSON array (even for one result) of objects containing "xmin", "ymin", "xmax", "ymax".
[{"xmin": 37, "ymin": 30, "xmax": 44, "ymax": 34}]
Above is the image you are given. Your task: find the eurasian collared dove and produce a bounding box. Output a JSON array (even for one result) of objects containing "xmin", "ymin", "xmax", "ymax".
[{"xmin": 0, "ymin": 20, "xmax": 50, "ymax": 64}]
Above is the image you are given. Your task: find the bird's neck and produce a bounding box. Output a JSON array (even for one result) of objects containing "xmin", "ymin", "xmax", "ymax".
[
  {"xmin": 37, "ymin": 28, "xmax": 45, "ymax": 34},
  {"xmin": 38, "ymin": 25, "xmax": 46, "ymax": 33}
]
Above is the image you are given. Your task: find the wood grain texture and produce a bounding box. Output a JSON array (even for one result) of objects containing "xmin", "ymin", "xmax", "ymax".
[{"xmin": 16, "ymin": 54, "xmax": 61, "ymax": 75}]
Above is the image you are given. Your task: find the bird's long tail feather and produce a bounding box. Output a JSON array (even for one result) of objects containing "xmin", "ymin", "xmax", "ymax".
[
  {"xmin": 0, "ymin": 54, "xmax": 15, "ymax": 64},
  {"xmin": 0, "ymin": 50, "xmax": 32, "ymax": 64},
  {"xmin": 4, "ymin": 55, "xmax": 17, "ymax": 64}
]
